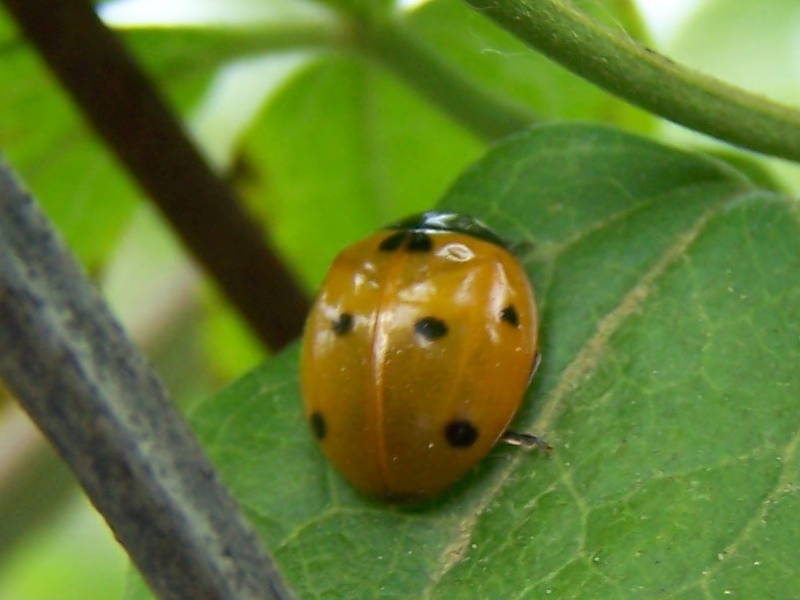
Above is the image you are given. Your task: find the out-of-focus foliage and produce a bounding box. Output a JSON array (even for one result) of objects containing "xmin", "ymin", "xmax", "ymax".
[{"xmin": 0, "ymin": 496, "xmax": 127, "ymax": 600}]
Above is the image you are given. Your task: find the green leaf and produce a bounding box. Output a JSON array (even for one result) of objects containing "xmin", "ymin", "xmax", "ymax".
[
  {"xmin": 239, "ymin": 55, "xmax": 482, "ymax": 287},
  {"xmin": 231, "ymin": 1, "xmax": 656, "ymax": 290},
  {"xmin": 131, "ymin": 124, "xmax": 800, "ymax": 598}
]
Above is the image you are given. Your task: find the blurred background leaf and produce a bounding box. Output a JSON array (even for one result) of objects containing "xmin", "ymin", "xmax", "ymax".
[{"xmin": 0, "ymin": 478, "xmax": 127, "ymax": 600}]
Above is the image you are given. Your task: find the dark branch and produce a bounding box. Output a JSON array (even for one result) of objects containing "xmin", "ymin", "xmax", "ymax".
[
  {"xmin": 1, "ymin": 0, "xmax": 309, "ymax": 350},
  {"xmin": 0, "ymin": 160, "xmax": 294, "ymax": 599}
]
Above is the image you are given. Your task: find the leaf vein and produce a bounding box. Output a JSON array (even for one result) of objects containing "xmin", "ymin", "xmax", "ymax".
[{"xmin": 423, "ymin": 195, "xmax": 731, "ymax": 595}]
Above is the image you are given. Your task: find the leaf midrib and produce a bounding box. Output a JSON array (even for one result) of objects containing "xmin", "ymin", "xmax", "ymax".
[{"xmin": 422, "ymin": 186, "xmax": 763, "ymax": 595}]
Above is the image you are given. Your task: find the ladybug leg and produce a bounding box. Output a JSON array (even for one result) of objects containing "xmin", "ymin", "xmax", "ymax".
[{"xmin": 502, "ymin": 431, "xmax": 552, "ymax": 453}]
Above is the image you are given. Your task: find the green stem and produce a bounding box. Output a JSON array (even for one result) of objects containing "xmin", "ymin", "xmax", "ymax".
[
  {"xmin": 464, "ymin": 0, "xmax": 800, "ymax": 163},
  {"xmin": 204, "ymin": 18, "xmax": 538, "ymax": 141},
  {"xmin": 603, "ymin": 0, "xmax": 650, "ymax": 44},
  {"xmin": 356, "ymin": 20, "xmax": 537, "ymax": 141}
]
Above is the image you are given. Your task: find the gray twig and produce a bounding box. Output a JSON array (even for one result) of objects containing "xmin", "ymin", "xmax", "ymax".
[{"xmin": 0, "ymin": 160, "xmax": 292, "ymax": 599}]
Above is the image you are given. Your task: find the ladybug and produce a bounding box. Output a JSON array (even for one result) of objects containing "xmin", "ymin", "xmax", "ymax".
[{"xmin": 300, "ymin": 212, "xmax": 540, "ymax": 501}]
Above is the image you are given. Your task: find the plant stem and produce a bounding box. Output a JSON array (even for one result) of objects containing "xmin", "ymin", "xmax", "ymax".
[
  {"xmin": 122, "ymin": 16, "xmax": 535, "ymax": 142},
  {"xmin": 124, "ymin": 15, "xmax": 535, "ymax": 143},
  {"xmin": 464, "ymin": 0, "xmax": 800, "ymax": 163},
  {"xmin": 603, "ymin": 0, "xmax": 649, "ymax": 44},
  {"xmin": 0, "ymin": 160, "xmax": 293, "ymax": 600},
  {"xmin": 2, "ymin": 0, "xmax": 309, "ymax": 350},
  {"xmin": 358, "ymin": 19, "xmax": 537, "ymax": 140}
]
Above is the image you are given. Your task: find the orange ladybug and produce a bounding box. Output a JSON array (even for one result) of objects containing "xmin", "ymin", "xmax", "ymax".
[{"xmin": 300, "ymin": 212, "xmax": 540, "ymax": 501}]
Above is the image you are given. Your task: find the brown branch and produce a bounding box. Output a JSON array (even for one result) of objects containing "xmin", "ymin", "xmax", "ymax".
[
  {"xmin": 1, "ymin": 0, "xmax": 309, "ymax": 350},
  {"xmin": 0, "ymin": 160, "xmax": 294, "ymax": 599}
]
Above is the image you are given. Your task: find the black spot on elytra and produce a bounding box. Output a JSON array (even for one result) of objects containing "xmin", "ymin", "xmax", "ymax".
[
  {"xmin": 379, "ymin": 232, "xmax": 406, "ymax": 251},
  {"xmin": 415, "ymin": 317, "xmax": 448, "ymax": 340},
  {"xmin": 310, "ymin": 412, "xmax": 326, "ymax": 440},
  {"xmin": 500, "ymin": 304, "xmax": 519, "ymax": 327},
  {"xmin": 332, "ymin": 313, "xmax": 353, "ymax": 335},
  {"xmin": 406, "ymin": 232, "xmax": 432, "ymax": 252},
  {"xmin": 444, "ymin": 419, "xmax": 478, "ymax": 447}
]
